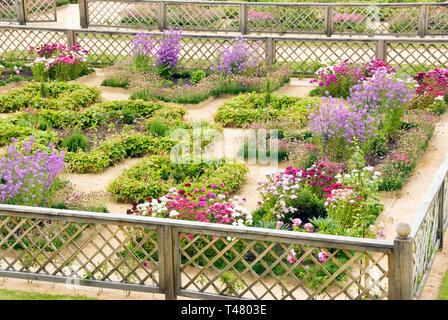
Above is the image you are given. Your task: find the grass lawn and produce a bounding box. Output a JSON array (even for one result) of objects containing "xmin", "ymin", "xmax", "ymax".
[
  {"xmin": 0, "ymin": 288, "xmax": 96, "ymax": 300},
  {"xmin": 438, "ymin": 268, "xmax": 448, "ymax": 300}
]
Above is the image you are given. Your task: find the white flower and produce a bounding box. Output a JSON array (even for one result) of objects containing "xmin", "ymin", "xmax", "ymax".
[
  {"xmin": 169, "ymin": 210, "xmax": 179, "ymax": 217},
  {"xmin": 374, "ymin": 171, "xmax": 381, "ymax": 176}
]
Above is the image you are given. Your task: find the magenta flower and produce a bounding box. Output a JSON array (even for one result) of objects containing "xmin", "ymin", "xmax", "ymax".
[{"xmin": 318, "ymin": 250, "xmax": 328, "ymax": 263}]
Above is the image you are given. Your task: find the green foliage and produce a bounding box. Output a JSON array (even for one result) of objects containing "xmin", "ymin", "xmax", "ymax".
[
  {"xmin": 0, "ymin": 82, "xmax": 101, "ymax": 113},
  {"xmin": 62, "ymin": 129, "xmax": 89, "ymax": 153},
  {"xmin": 100, "ymin": 78, "xmax": 129, "ymax": 88},
  {"xmin": 65, "ymin": 133, "xmax": 175, "ymax": 174},
  {"xmin": 438, "ymin": 267, "xmax": 448, "ymax": 300},
  {"xmin": 121, "ymin": 64, "xmax": 292, "ymax": 104},
  {"xmin": 0, "ymin": 289, "xmax": 96, "ymax": 300},
  {"xmin": 191, "ymin": 69, "xmax": 206, "ymax": 85},
  {"xmin": 147, "ymin": 118, "xmax": 170, "ymax": 137},
  {"xmin": 214, "ymin": 92, "xmax": 319, "ymax": 128},
  {"xmin": 107, "ymin": 155, "xmax": 247, "ymax": 202}
]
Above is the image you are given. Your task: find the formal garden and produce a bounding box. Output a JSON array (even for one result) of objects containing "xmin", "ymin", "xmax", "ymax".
[{"xmin": 0, "ymin": 19, "xmax": 448, "ymax": 299}]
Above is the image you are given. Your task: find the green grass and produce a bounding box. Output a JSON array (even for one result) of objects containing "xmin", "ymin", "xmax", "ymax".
[
  {"xmin": 438, "ymin": 267, "xmax": 448, "ymax": 300},
  {"xmin": 0, "ymin": 288, "xmax": 96, "ymax": 300}
]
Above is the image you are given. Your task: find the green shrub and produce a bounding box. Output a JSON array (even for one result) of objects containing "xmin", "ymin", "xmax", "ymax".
[
  {"xmin": 147, "ymin": 118, "xmax": 170, "ymax": 137},
  {"xmin": 191, "ymin": 69, "xmax": 206, "ymax": 85},
  {"xmin": 62, "ymin": 130, "xmax": 89, "ymax": 152},
  {"xmin": 108, "ymin": 155, "xmax": 247, "ymax": 202},
  {"xmin": 64, "ymin": 132, "xmax": 175, "ymax": 173},
  {"xmin": 0, "ymin": 82, "xmax": 101, "ymax": 113},
  {"xmin": 214, "ymin": 93, "xmax": 319, "ymax": 128}
]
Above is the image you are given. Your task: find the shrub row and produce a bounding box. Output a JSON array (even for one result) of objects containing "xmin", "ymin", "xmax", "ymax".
[
  {"xmin": 108, "ymin": 155, "xmax": 248, "ymax": 202},
  {"xmin": 214, "ymin": 93, "xmax": 320, "ymax": 128},
  {"xmin": 0, "ymin": 82, "xmax": 101, "ymax": 113}
]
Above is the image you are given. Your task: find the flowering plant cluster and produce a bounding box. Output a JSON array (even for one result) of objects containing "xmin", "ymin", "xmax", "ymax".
[
  {"xmin": 325, "ymin": 165, "xmax": 382, "ymax": 237},
  {"xmin": 126, "ymin": 185, "xmax": 252, "ymax": 227},
  {"xmin": 310, "ymin": 60, "xmax": 366, "ymax": 97},
  {"xmin": 333, "ymin": 13, "xmax": 364, "ymax": 25},
  {"xmin": 127, "ymin": 28, "xmax": 182, "ymax": 77},
  {"xmin": 376, "ymin": 111, "xmax": 437, "ymax": 191},
  {"xmin": 0, "ymin": 136, "xmax": 65, "ymax": 206},
  {"xmin": 247, "ymin": 10, "xmax": 276, "ymax": 24},
  {"xmin": 412, "ymin": 68, "xmax": 448, "ymax": 111},
  {"xmin": 212, "ymin": 36, "xmax": 263, "ymax": 75},
  {"xmin": 29, "ymin": 43, "xmax": 89, "ymax": 81},
  {"xmin": 130, "ymin": 31, "xmax": 155, "ymax": 71},
  {"xmin": 363, "ymin": 59, "xmax": 396, "ymax": 77},
  {"xmin": 333, "ymin": 13, "xmax": 367, "ymax": 32},
  {"xmin": 155, "ymin": 28, "xmax": 183, "ymax": 72},
  {"xmin": 349, "ymin": 69, "xmax": 415, "ymax": 137},
  {"xmin": 257, "ymin": 158, "xmax": 342, "ymax": 225},
  {"xmin": 308, "ymin": 96, "xmax": 379, "ymax": 160}
]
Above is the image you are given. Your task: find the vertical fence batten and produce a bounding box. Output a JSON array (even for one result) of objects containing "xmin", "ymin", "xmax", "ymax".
[
  {"xmin": 79, "ymin": 0, "xmax": 89, "ymax": 28},
  {"xmin": 325, "ymin": 5, "xmax": 332, "ymax": 37},
  {"xmin": 15, "ymin": 0, "xmax": 26, "ymax": 25}
]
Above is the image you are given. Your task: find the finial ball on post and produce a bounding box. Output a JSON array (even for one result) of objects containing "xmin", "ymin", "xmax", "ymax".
[{"xmin": 396, "ymin": 223, "xmax": 411, "ymax": 239}]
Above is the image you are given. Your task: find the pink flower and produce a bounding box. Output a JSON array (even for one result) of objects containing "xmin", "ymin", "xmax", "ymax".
[
  {"xmin": 318, "ymin": 250, "xmax": 328, "ymax": 262},
  {"xmin": 286, "ymin": 249, "xmax": 296, "ymax": 264},
  {"xmin": 276, "ymin": 221, "xmax": 284, "ymax": 229},
  {"xmin": 304, "ymin": 222, "xmax": 313, "ymax": 232},
  {"xmin": 291, "ymin": 218, "xmax": 302, "ymax": 227},
  {"xmin": 187, "ymin": 234, "xmax": 194, "ymax": 240}
]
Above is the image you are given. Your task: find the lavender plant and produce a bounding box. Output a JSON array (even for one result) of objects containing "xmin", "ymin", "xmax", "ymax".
[
  {"xmin": 348, "ymin": 69, "xmax": 415, "ymax": 137},
  {"xmin": 308, "ymin": 96, "xmax": 379, "ymax": 161},
  {"xmin": 130, "ymin": 31, "xmax": 155, "ymax": 71},
  {"xmin": 0, "ymin": 136, "xmax": 65, "ymax": 206},
  {"xmin": 212, "ymin": 36, "xmax": 263, "ymax": 75},
  {"xmin": 155, "ymin": 28, "xmax": 182, "ymax": 77}
]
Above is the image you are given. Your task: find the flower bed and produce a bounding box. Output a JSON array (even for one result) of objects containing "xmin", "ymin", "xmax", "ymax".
[
  {"xmin": 0, "ymin": 98, "xmax": 191, "ymax": 173},
  {"xmin": 101, "ymin": 30, "xmax": 292, "ymax": 104},
  {"xmin": 0, "ymin": 82, "xmax": 101, "ymax": 113},
  {"xmin": 29, "ymin": 43, "xmax": 92, "ymax": 82},
  {"xmin": 0, "ymin": 60, "xmax": 33, "ymax": 86},
  {"xmin": 214, "ymin": 93, "xmax": 319, "ymax": 128},
  {"xmin": 108, "ymin": 155, "xmax": 248, "ymax": 202}
]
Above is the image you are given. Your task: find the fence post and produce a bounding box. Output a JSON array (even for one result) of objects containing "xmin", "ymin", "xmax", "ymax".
[
  {"xmin": 15, "ymin": 0, "xmax": 26, "ymax": 25},
  {"xmin": 240, "ymin": 3, "xmax": 248, "ymax": 35},
  {"xmin": 437, "ymin": 180, "xmax": 445, "ymax": 249},
  {"xmin": 418, "ymin": 4, "xmax": 427, "ymax": 38},
  {"xmin": 375, "ymin": 40, "xmax": 387, "ymax": 62},
  {"xmin": 159, "ymin": 1, "xmax": 167, "ymax": 31},
  {"xmin": 79, "ymin": 0, "xmax": 88, "ymax": 29},
  {"xmin": 325, "ymin": 5, "xmax": 333, "ymax": 37},
  {"xmin": 158, "ymin": 226, "xmax": 176, "ymax": 300},
  {"xmin": 265, "ymin": 37, "xmax": 275, "ymax": 67},
  {"xmin": 392, "ymin": 223, "xmax": 413, "ymax": 300},
  {"xmin": 66, "ymin": 30, "xmax": 77, "ymax": 48}
]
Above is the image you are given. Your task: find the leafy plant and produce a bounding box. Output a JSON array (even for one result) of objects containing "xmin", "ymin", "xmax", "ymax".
[{"xmin": 62, "ymin": 129, "xmax": 89, "ymax": 153}]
